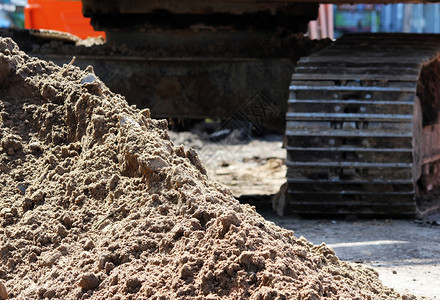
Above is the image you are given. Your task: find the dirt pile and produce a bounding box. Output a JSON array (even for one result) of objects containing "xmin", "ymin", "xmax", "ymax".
[{"xmin": 0, "ymin": 37, "xmax": 416, "ymax": 299}]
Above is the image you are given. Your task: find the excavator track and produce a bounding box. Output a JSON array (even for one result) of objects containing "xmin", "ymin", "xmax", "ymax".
[{"xmin": 286, "ymin": 33, "xmax": 440, "ymax": 216}]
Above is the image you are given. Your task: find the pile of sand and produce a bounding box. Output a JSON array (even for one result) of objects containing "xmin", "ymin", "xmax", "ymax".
[{"xmin": 0, "ymin": 37, "xmax": 415, "ymax": 299}]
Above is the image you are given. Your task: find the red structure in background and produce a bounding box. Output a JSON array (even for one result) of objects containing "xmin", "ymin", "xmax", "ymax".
[{"xmin": 24, "ymin": 0, "xmax": 104, "ymax": 39}]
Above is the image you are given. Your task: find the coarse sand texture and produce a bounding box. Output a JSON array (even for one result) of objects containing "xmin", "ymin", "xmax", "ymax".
[{"xmin": 0, "ymin": 37, "xmax": 416, "ymax": 299}]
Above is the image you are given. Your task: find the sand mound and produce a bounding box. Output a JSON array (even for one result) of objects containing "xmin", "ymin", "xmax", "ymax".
[{"xmin": 0, "ymin": 37, "xmax": 415, "ymax": 299}]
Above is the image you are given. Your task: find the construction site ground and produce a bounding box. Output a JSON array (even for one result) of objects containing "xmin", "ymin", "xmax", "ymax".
[{"xmin": 170, "ymin": 128, "xmax": 440, "ymax": 299}]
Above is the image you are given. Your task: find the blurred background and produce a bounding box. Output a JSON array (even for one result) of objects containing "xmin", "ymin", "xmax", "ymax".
[
  {"xmin": 0, "ymin": 0, "xmax": 25, "ymax": 28},
  {"xmin": 1, "ymin": 1, "xmax": 440, "ymax": 40},
  {"xmin": 310, "ymin": 3, "xmax": 440, "ymax": 39}
]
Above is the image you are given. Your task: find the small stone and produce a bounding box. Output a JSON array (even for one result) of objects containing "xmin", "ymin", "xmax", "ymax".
[
  {"xmin": 98, "ymin": 255, "xmax": 109, "ymax": 270},
  {"xmin": 40, "ymin": 251, "xmax": 61, "ymax": 267},
  {"xmin": 22, "ymin": 198, "xmax": 33, "ymax": 211},
  {"xmin": 37, "ymin": 287, "xmax": 46, "ymax": 297},
  {"xmin": 30, "ymin": 191, "xmax": 44, "ymax": 205},
  {"xmin": 75, "ymin": 195, "xmax": 85, "ymax": 205},
  {"xmin": 28, "ymin": 252, "xmax": 37, "ymax": 263},
  {"xmin": 108, "ymin": 242, "xmax": 119, "ymax": 251},
  {"xmin": 0, "ymin": 245, "xmax": 9, "ymax": 257},
  {"xmin": 43, "ymin": 289, "xmax": 56, "ymax": 299},
  {"xmin": 78, "ymin": 273, "xmax": 100, "ymax": 291},
  {"xmin": 180, "ymin": 264, "xmax": 193, "ymax": 279},
  {"xmin": 0, "ymin": 280, "xmax": 7, "ymax": 300},
  {"xmin": 60, "ymin": 214, "xmax": 73, "ymax": 228},
  {"xmin": 1, "ymin": 134, "xmax": 22, "ymax": 152},
  {"xmin": 56, "ymin": 245, "xmax": 68, "ymax": 254},
  {"xmin": 126, "ymin": 278, "xmax": 141, "ymax": 289},
  {"xmin": 28, "ymin": 141, "xmax": 42, "ymax": 153},
  {"xmin": 108, "ymin": 174, "xmax": 120, "ymax": 191},
  {"xmin": 140, "ymin": 108, "xmax": 150, "ymax": 119},
  {"xmin": 10, "ymin": 207, "xmax": 17, "ymax": 216},
  {"xmin": 392, "ymin": 270, "xmax": 397, "ymax": 274},
  {"xmin": 104, "ymin": 262, "xmax": 115, "ymax": 274},
  {"xmin": 84, "ymin": 240, "xmax": 94, "ymax": 250},
  {"xmin": 50, "ymin": 269, "xmax": 59, "ymax": 278},
  {"xmin": 56, "ymin": 224, "xmax": 68, "ymax": 238},
  {"xmin": 109, "ymin": 274, "xmax": 118, "ymax": 286},
  {"xmin": 4, "ymin": 213, "xmax": 13, "ymax": 223}
]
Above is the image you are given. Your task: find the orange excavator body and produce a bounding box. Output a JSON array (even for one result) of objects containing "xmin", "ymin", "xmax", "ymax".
[{"xmin": 24, "ymin": 0, "xmax": 104, "ymax": 39}]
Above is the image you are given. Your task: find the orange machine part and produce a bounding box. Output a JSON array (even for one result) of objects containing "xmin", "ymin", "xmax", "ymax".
[{"xmin": 25, "ymin": 0, "xmax": 105, "ymax": 39}]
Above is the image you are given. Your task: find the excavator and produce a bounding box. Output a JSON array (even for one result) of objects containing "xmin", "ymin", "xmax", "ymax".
[{"xmin": 16, "ymin": 0, "xmax": 440, "ymax": 217}]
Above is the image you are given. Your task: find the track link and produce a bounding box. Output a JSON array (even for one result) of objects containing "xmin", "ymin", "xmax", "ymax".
[{"xmin": 286, "ymin": 33, "xmax": 440, "ymax": 216}]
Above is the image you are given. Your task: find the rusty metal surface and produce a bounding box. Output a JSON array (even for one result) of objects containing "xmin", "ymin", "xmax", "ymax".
[{"xmin": 286, "ymin": 33, "xmax": 440, "ymax": 216}]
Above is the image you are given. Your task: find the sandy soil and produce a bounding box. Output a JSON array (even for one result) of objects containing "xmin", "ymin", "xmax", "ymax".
[
  {"xmin": 170, "ymin": 130, "xmax": 440, "ymax": 300},
  {"xmin": 0, "ymin": 37, "xmax": 413, "ymax": 299}
]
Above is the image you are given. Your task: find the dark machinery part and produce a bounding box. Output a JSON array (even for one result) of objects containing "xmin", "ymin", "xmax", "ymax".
[
  {"xmin": 78, "ymin": 0, "xmax": 321, "ymax": 133},
  {"xmin": 287, "ymin": 33, "xmax": 440, "ymax": 216},
  {"xmin": 82, "ymin": 0, "xmax": 318, "ymax": 33}
]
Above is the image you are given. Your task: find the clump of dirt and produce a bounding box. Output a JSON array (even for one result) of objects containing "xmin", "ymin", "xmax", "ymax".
[{"xmin": 0, "ymin": 37, "xmax": 416, "ymax": 299}]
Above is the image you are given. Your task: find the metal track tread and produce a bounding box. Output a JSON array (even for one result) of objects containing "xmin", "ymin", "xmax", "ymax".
[{"xmin": 286, "ymin": 33, "xmax": 440, "ymax": 216}]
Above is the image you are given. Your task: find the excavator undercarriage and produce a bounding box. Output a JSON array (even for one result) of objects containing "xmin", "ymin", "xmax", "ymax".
[{"xmin": 287, "ymin": 33, "xmax": 440, "ymax": 216}]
